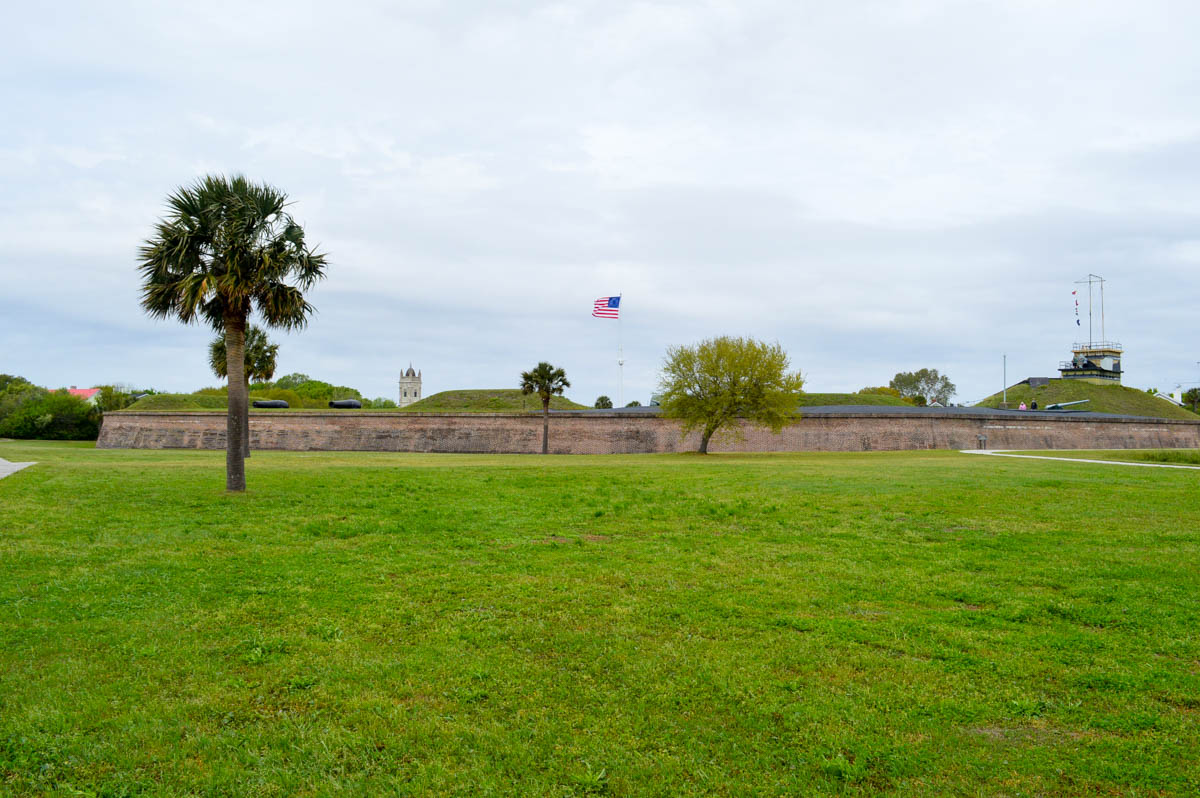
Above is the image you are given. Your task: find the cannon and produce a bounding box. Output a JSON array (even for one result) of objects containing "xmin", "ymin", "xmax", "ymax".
[
  {"xmin": 1044, "ymin": 399, "xmax": 1090, "ymax": 411},
  {"xmin": 328, "ymin": 399, "xmax": 363, "ymax": 409},
  {"xmin": 252, "ymin": 399, "xmax": 289, "ymax": 408}
]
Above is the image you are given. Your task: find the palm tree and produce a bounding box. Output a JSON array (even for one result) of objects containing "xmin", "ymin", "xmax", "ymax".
[
  {"xmin": 139, "ymin": 175, "xmax": 327, "ymax": 491},
  {"xmin": 519, "ymin": 362, "xmax": 570, "ymax": 454},
  {"xmin": 209, "ymin": 325, "xmax": 280, "ymax": 458}
]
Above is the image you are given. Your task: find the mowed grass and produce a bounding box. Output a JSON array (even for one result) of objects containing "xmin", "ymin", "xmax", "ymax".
[{"xmin": 1, "ymin": 443, "xmax": 1198, "ymax": 796}]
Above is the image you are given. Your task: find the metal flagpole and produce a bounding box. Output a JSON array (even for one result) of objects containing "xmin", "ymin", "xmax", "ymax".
[{"xmin": 617, "ymin": 293, "xmax": 624, "ymax": 407}]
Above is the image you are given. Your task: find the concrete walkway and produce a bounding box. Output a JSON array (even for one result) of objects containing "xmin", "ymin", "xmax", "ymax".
[
  {"xmin": 961, "ymin": 450, "xmax": 1200, "ymax": 470},
  {"xmin": 0, "ymin": 458, "xmax": 36, "ymax": 479}
]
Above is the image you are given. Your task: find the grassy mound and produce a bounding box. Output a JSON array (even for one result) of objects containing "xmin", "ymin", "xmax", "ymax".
[
  {"xmin": 798, "ymin": 392, "xmax": 910, "ymax": 407},
  {"xmin": 401, "ymin": 389, "xmax": 589, "ymax": 413},
  {"xmin": 975, "ymin": 379, "xmax": 1198, "ymax": 420},
  {"xmin": 126, "ymin": 393, "xmax": 227, "ymax": 411}
]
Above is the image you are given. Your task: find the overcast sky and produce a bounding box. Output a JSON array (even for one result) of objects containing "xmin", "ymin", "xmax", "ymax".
[{"xmin": 4, "ymin": 0, "xmax": 1199, "ymax": 405}]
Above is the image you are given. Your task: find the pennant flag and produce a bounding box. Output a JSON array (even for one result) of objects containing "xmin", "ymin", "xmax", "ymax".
[{"xmin": 592, "ymin": 296, "xmax": 620, "ymax": 319}]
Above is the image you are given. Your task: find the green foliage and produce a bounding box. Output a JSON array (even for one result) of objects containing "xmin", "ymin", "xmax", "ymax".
[
  {"xmin": 1184, "ymin": 388, "xmax": 1200, "ymax": 412},
  {"xmin": 594, "ymin": 395, "xmax": 613, "ymax": 409},
  {"xmin": 890, "ymin": 369, "xmax": 956, "ymax": 405},
  {"xmin": 95, "ymin": 385, "xmax": 136, "ymax": 412},
  {"xmin": 274, "ymin": 373, "xmax": 312, "ymax": 390},
  {"xmin": 625, "ymin": 400, "xmax": 641, "ymax": 407},
  {"xmin": 519, "ymin": 362, "xmax": 570, "ymax": 409},
  {"xmin": 858, "ymin": 385, "xmax": 903, "ymax": 399},
  {"xmin": 209, "ymin": 325, "xmax": 280, "ymax": 383},
  {"xmin": 292, "ymin": 380, "xmax": 335, "ymax": 400},
  {"xmin": 3, "ymin": 441, "xmax": 1199, "ymax": 794},
  {"xmin": 0, "ymin": 392, "xmax": 99, "ymax": 439},
  {"xmin": 0, "ymin": 374, "xmax": 34, "ymax": 394},
  {"xmin": 366, "ymin": 397, "xmax": 397, "ymax": 409},
  {"xmin": 658, "ymin": 336, "xmax": 804, "ymax": 453}
]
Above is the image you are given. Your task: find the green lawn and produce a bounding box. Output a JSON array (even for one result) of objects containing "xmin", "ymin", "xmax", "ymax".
[{"xmin": 1, "ymin": 442, "xmax": 1198, "ymax": 795}]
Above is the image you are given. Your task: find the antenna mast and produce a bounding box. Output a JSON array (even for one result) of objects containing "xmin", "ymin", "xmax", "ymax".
[{"xmin": 1074, "ymin": 274, "xmax": 1105, "ymax": 345}]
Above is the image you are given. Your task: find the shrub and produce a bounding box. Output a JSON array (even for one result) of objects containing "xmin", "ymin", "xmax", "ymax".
[
  {"xmin": 0, "ymin": 392, "xmax": 100, "ymax": 440},
  {"xmin": 594, "ymin": 395, "xmax": 613, "ymax": 409}
]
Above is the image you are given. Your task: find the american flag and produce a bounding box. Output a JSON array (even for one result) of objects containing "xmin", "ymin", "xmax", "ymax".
[{"xmin": 592, "ymin": 296, "xmax": 620, "ymax": 319}]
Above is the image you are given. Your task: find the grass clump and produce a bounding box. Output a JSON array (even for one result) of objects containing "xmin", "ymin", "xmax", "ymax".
[
  {"xmin": 798, "ymin": 392, "xmax": 910, "ymax": 407},
  {"xmin": 1, "ymin": 442, "xmax": 1198, "ymax": 794},
  {"xmin": 401, "ymin": 388, "xmax": 588, "ymax": 413},
  {"xmin": 975, "ymin": 379, "xmax": 1199, "ymax": 420}
]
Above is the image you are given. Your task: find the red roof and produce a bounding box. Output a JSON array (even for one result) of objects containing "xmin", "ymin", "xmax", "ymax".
[{"xmin": 68, "ymin": 388, "xmax": 100, "ymax": 399}]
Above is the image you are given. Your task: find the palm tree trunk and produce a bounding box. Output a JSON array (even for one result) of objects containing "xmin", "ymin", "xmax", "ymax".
[
  {"xmin": 542, "ymin": 398, "xmax": 550, "ymax": 454},
  {"xmin": 224, "ymin": 315, "xmax": 247, "ymax": 491},
  {"xmin": 243, "ymin": 377, "xmax": 251, "ymax": 459}
]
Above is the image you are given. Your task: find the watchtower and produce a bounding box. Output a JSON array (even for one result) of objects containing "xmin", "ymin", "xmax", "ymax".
[{"xmin": 398, "ymin": 365, "xmax": 422, "ymax": 407}]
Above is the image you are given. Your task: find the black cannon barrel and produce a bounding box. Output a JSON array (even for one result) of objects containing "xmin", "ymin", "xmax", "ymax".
[
  {"xmin": 328, "ymin": 399, "xmax": 362, "ymax": 409},
  {"xmin": 252, "ymin": 399, "xmax": 289, "ymax": 409}
]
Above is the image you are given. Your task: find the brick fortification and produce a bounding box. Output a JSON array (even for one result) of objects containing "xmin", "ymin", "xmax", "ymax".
[{"xmin": 97, "ymin": 410, "xmax": 1200, "ymax": 453}]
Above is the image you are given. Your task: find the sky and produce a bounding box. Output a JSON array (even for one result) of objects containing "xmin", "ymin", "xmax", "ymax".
[{"xmin": 3, "ymin": 0, "xmax": 1200, "ymax": 406}]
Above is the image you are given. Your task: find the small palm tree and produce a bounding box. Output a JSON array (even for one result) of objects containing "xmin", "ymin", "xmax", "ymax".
[
  {"xmin": 210, "ymin": 325, "xmax": 280, "ymax": 458},
  {"xmin": 139, "ymin": 175, "xmax": 327, "ymax": 491},
  {"xmin": 520, "ymin": 362, "xmax": 570, "ymax": 454}
]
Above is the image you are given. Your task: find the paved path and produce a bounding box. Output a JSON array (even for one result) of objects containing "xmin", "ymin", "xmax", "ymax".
[
  {"xmin": 961, "ymin": 450, "xmax": 1200, "ymax": 470},
  {"xmin": 0, "ymin": 458, "xmax": 36, "ymax": 479}
]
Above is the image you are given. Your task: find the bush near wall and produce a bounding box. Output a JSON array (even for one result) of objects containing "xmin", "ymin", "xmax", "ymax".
[{"xmin": 0, "ymin": 392, "xmax": 100, "ymax": 440}]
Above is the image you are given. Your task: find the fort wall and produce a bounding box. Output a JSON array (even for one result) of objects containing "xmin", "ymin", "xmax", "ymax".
[{"xmin": 96, "ymin": 410, "xmax": 1200, "ymax": 453}]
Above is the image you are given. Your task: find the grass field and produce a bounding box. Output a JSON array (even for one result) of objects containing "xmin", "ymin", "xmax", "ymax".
[{"xmin": 1, "ymin": 442, "xmax": 1198, "ymax": 795}]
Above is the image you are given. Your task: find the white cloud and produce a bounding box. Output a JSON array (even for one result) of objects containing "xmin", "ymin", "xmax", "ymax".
[{"xmin": 3, "ymin": 0, "xmax": 1200, "ymax": 404}]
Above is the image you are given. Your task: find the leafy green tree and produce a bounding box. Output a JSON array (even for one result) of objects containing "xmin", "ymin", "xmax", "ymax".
[
  {"xmin": 520, "ymin": 362, "xmax": 570, "ymax": 454},
  {"xmin": 658, "ymin": 336, "xmax": 804, "ymax": 454},
  {"xmin": 95, "ymin": 385, "xmax": 136, "ymax": 413},
  {"xmin": 625, "ymin": 400, "xmax": 642, "ymax": 407},
  {"xmin": 369, "ymin": 397, "xmax": 397, "ymax": 409},
  {"xmin": 889, "ymin": 369, "xmax": 955, "ymax": 405},
  {"xmin": 594, "ymin": 395, "xmax": 613, "ymax": 409},
  {"xmin": 1184, "ymin": 388, "xmax": 1200, "ymax": 413},
  {"xmin": 210, "ymin": 325, "xmax": 280, "ymax": 457},
  {"xmin": 138, "ymin": 174, "xmax": 327, "ymax": 491},
  {"xmin": 274, "ymin": 373, "xmax": 312, "ymax": 390}
]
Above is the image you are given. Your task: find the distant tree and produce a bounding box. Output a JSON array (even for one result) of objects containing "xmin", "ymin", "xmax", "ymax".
[
  {"xmin": 658, "ymin": 336, "xmax": 804, "ymax": 454},
  {"xmin": 1185, "ymin": 388, "xmax": 1200, "ymax": 413},
  {"xmin": 625, "ymin": 400, "xmax": 642, "ymax": 407},
  {"xmin": 370, "ymin": 397, "xmax": 397, "ymax": 409},
  {"xmin": 210, "ymin": 325, "xmax": 280, "ymax": 458},
  {"xmin": 889, "ymin": 369, "xmax": 955, "ymax": 405},
  {"xmin": 520, "ymin": 362, "xmax": 570, "ymax": 454},
  {"xmin": 858, "ymin": 386, "xmax": 902, "ymax": 398},
  {"xmin": 95, "ymin": 385, "xmax": 136, "ymax": 413},
  {"xmin": 274, "ymin": 373, "xmax": 312, "ymax": 390},
  {"xmin": 139, "ymin": 174, "xmax": 327, "ymax": 491},
  {"xmin": 594, "ymin": 395, "xmax": 613, "ymax": 409}
]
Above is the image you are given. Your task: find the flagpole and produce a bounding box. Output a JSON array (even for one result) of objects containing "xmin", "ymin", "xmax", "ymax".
[{"xmin": 617, "ymin": 293, "xmax": 624, "ymax": 408}]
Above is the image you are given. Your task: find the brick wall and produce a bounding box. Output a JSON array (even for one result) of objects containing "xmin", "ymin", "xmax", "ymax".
[{"xmin": 96, "ymin": 411, "xmax": 1200, "ymax": 453}]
